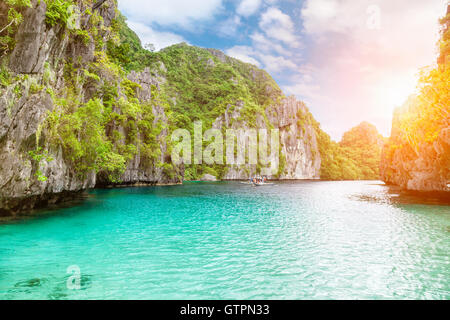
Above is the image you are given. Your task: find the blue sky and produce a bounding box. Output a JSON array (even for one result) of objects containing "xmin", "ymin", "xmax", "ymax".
[{"xmin": 118, "ymin": 0, "xmax": 447, "ymax": 140}]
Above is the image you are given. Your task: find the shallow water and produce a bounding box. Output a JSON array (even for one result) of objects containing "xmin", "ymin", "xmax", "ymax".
[{"xmin": 0, "ymin": 181, "xmax": 449, "ymax": 300}]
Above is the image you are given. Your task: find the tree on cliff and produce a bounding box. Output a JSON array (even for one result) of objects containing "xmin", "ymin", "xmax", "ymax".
[
  {"xmin": 314, "ymin": 121, "xmax": 384, "ymax": 181},
  {"xmin": 340, "ymin": 122, "xmax": 384, "ymax": 180},
  {"xmin": 381, "ymin": 5, "xmax": 450, "ymax": 191}
]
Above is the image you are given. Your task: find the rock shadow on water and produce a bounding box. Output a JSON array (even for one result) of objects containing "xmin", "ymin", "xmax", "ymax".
[
  {"xmin": 351, "ymin": 184, "xmax": 450, "ymax": 207},
  {"xmin": 8, "ymin": 274, "xmax": 93, "ymax": 300},
  {"xmin": 8, "ymin": 277, "xmax": 50, "ymax": 297},
  {"xmin": 46, "ymin": 274, "xmax": 93, "ymax": 300},
  {"xmin": 0, "ymin": 192, "xmax": 92, "ymax": 225},
  {"xmin": 14, "ymin": 278, "xmax": 47, "ymax": 288}
]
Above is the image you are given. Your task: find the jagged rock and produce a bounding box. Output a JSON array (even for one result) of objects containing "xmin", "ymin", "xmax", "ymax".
[
  {"xmin": 0, "ymin": 0, "xmax": 159, "ymax": 216},
  {"xmin": 214, "ymin": 96, "xmax": 321, "ymax": 180},
  {"xmin": 9, "ymin": 0, "xmax": 51, "ymax": 74},
  {"xmin": 206, "ymin": 58, "xmax": 215, "ymax": 67},
  {"xmin": 381, "ymin": 101, "xmax": 449, "ymax": 192}
]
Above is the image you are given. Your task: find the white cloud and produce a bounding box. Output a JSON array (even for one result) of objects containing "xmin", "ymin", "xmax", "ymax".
[
  {"xmin": 283, "ymin": 82, "xmax": 322, "ymax": 104},
  {"xmin": 257, "ymin": 54, "xmax": 297, "ymax": 73},
  {"xmin": 237, "ymin": 0, "xmax": 262, "ymax": 17},
  {"xmin": 127, "ymin": 21, "xmax": 186, "ymax": 51},
  {"xmin": 250, "ymin": 32, "xmax": 291, "ymax": 56},
  {"xmin": 259, "ymin": 7, "xmax": 301, "ymax": 47},
  {"xmin": 218, "ymin": 15, "xmax": 242, "ymax": 37},
  {"xmin": 225, "ymin": 46, "xmax": 261, "ymax": 66},
  {"xmin": 225, "ymin": 45, "xmax": 298, "ymax": 74},
  {"xmin": 298, "ymin": 0, "xmax": 447, "ymax": 138},
  {"xmin": 301, "ymin": 0, "xmax": 340, "ymax": 34},
  {"xmin": 226, "ymin": 6, "xmax": 302, "ymax": 76},
  {"xmin": 118, "ymin": 0, "xmax": 223, "ymax": 29},
  {"xmin": 283, "ymin": 64, "xmax": 323, "ymax": 104}
]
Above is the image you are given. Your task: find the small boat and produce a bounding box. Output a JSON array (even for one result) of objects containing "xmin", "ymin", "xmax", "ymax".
[
  {"xmin": 248, "ymin": 175, "xmax": 274, "ymax": 186},
  {"xmin": 252, "ymin": 182, "xmax": 274, "ymax": 186}
]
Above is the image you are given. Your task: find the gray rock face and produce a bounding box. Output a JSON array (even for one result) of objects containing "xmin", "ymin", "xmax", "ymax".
[
  {"xmin": 0, "ymin": 85, "xmax": 97, "ymax": 215},
  {"xmin": 213, "ymin": 96, "xmax": 321, "ymax": 180},
  {"xmin": 270, "ymin": 96, "xmax": 321, "ymax": 180},
  {"xmin": 107, "ymin": 67, "xmax": 176, "ymax": 186},
  {"xmin": 9, "ymin": 0, "xmax": 54, "ymax": 74}
]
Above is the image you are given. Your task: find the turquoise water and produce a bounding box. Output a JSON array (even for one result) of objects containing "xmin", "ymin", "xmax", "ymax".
[{"xmin": 0, "ymin": 181, "xmax": 449, "ymax": 300}]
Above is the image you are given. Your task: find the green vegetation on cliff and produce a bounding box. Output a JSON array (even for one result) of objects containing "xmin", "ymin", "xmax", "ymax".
[
  {"xmin": 0, "ymin": 0, "xmax": 386, "ymax": 185},
  {"xmin": 104, "ymin": 13, "xmax": 385, "ymax": 181},
  {"xmin": 314, "ymin": 122, "xmax": 383, "ymax": 180},
  {"xmin": 381, "ymin": 6, "xmax": 449, "ymax": 190},
  {"xmin": 107, "ymin": 13, "xmax": 155, "ymax": 72},
  {"xmin": 106, "ymin": 15, "xmax": 284, "ymax": 179},
  {"xmin": 0, "ymin": 0, "xmax": 32, "ymax": 58}
]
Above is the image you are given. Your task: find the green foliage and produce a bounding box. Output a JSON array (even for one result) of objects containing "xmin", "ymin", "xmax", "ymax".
[
  {"xmin": 156, "ymin": 43, "xmax": 280, "ymax": 133},
  {"xmin": 0, "ymin": 61, "xmax": 11, "ymax": 87},
  {"xmin": 438, "ymin": 10, "xmax": 450, "ymax": 65},
  {"xmin": 339, "ymin": 122, "xmax": 383, "ymax": 180},
  {"xmin": 28, "ymin": 147, "xmax": 54, "ymax": 182},
  {"xmin": 382, "ymin": 9, "xmax": 450, "ymax": 184},
  {"xmin": 44, "ymin": 97, "xmax": 126, "ymax": 181},
  {"xmin": 313, "ymin": 121, "xmax": 383, "ymax": 180},
  {"xmin": 398, "ymin": 67, "xmax": 450, "ymax": 149},
  {"xmin": 106, "ymin": 14, "xmax": 157, "ymax": 72},
  {"xmin": 277, "ymin": 152, "xmax": 286, "ymax": 177},
  {"xmin": 44, "ymin": 0, "xmax": 75, "ymax": 28},
  {"xmin": 0, "ymin": 0, "xmax": 32, "ymax": 56}
]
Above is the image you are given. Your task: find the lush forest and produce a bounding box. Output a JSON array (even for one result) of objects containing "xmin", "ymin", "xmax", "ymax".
[
  {"xmin": 1, "ymin": 0, "xmax": 388, "ymax": 183},
  {"xmin": 314, "ymin": 122, "xmax": 383, "ymax": 180}
]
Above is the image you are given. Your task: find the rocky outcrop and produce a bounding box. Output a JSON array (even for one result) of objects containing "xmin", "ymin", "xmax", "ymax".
[
  {"xmin": 104, "ymin": 67, "xmax": 176, "ymax": 186},
  {"xmin": 0, "ymin": 1, "xmax": 179, "ymax": 216},
  {"xmin": 8, "ymin": 0, "xmax": 51, "ymax": 74},
  {"xmin": 381, "ymin": 5, "xmax": 449, "ymax": 192},
  {"xmin": 213, "ymin": 96, "xmax": 321, "ymax": 180},
  {"xmin": 270, "ymin": 96, "xmax": 321, "ymax": 180},
  {"xmin": 381, "ymin": 102, "xmax": 450, "ymax": 192}
]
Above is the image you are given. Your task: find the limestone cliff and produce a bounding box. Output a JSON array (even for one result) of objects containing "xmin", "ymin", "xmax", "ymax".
[
  {"xmin": 0, "ymin": 0, "xmax": 321, "ymax": 216},
  {"xmin": 212, "ymin": 96, "xmax": 320, "ymax": 180},
  {"xmin": 380, "ymin": 6, "xmax": 449, "ymax": 192},
  {"xmin": 0, "ymin": 0, "xmax": 179, "ymax": 215},
  {"xmin": 381, "ymin": 98, "xmax": 450, "ymax": 191}
]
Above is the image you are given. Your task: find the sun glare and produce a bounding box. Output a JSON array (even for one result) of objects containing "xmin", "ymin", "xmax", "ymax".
[{"xmin": 372, "ymin": 74, "xmax": 418, "ymax": 116}]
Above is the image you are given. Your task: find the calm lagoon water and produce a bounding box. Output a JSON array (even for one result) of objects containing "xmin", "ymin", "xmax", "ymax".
[{"xmin": 0, "ymin": 181, "xmax": 449, "ymax": 300}]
